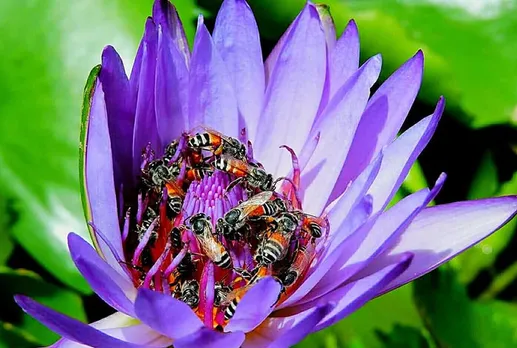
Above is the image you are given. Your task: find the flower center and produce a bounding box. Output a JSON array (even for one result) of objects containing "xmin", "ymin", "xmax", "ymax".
[{"xmin": 121, "ymin": 128, "xmax": 328, "ymax": 328}]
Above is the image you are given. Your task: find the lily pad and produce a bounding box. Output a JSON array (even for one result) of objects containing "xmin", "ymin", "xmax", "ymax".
[{"xmin": 0, "ymin": 0, "xmax": 197, "ymax": 292}]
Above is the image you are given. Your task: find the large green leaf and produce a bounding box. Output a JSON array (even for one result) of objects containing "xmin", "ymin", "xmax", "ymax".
[
  {"xmin": 0, "ymin": 322, "xmax": 39, "ymax": 348},
  {"xmin": 0, "ymin": 0, "xmax": 197, "ymax": 292},
  {"xmin": 0, "ymin": 267, "xmax": 87, "ymax": 346},
  {"xmin": 414, "ymin": 267, "xmax": 517, "ymax": 348},
  {"xmin": 241, "ymin": 0, "xmax": 517, "ymax": 128},
  {"xmin": 298, "ymin": 284, "xmax": 426, "ymax": 348},
  {"xmin": 0, "ymin": 196, "xmax": 15, "ymax": 265}
]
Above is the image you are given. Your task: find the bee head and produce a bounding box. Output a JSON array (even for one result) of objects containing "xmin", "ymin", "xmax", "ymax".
[
  {"xmin": 189, "ymin": 213, "xmax": 210, "ymax": 235},
  {"xmin": 280, "ymin": 213, "xmax": 299, "ymax": 232},
  {"xmin": 281, "ymin": 271, "xmax": 297, "ymax": 286}
]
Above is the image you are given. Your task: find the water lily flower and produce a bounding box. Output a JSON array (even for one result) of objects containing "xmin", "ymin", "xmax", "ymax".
[{"xmin": 15, "ymin": 0, "xmax": 517, "ymax": 347}]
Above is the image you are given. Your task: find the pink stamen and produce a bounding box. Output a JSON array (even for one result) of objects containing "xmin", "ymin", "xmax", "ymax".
[
  {"xmin": 163, "ymin": 244, "xmax": 188, "ymax": 278},
  {"xmin": 121, "ymin": 208, "xmax": 131, "ymax": 243},
  {"xmin": 136, "ymin": 193, "xmax": 144, "ymax": 224},
  {"xmin": 200, "ymin": 261, "xmax": 215, "ymax": 328},
  {"xmin": 143, "ymin": 245, "xmax": 170, "ymax": 288},
  {"xmin": 132, "ymin": 217, "xmax": 158, "ymax": 265}
]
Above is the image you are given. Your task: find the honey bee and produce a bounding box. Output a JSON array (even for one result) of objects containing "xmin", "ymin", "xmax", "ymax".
[
  {"xmin": 187, "ymin": 213, "xmax": 232, "ymax": 269},
  {"xmin": 301, "ymin": 215, "xmax": 329, "ymax": 239},
  {"xmin": 164, "ymin": 180, "xmax": 185, "ymax": 219},
  {"xmin": 176, "ymin": 279, "xmax": 200, "ymax": 308},
  {"xmin": 213, "ymin": 156, "xmax": 275, "ymax": 191},
  {"xmin": 278, "ymin": 241, "xmax": 316, "ymax": 287},
  {"xmin": 142, "ymin": 159, "xmax": 180, "ymax": 191},
  {"xmin": 222, "ymin": 266, "xmax": 273, "ymax": 320},
  {"xmin": 216, "ymin": 191, "xmax": 287, "ymax": 240},
  {"xmin": 188, "ymin": 127, "xmax": 247, "ymax": 160},
  {"xmin": 214, "ymin": 282, "xmax": 233, "ymax": 306},
  {"xmin": 255, "ymin": 212, "xmax": 300, "ymax": 265},
  {"xmin": 185, "ymin": 163, "xmax": 214, "ymax": 183},
  {"xmin": 162, "ymin": 140, "xmax": 179, "ymax": 163}
]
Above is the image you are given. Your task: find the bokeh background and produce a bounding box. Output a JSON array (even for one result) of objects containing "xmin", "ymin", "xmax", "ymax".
[{"xmin": 1, "ymin": 0, "xmax": 517, "ymax": 347}]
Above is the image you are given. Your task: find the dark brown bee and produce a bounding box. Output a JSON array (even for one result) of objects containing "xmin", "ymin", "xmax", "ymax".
[
  {"xmin": 214, "ymin": 282, "xmax": 232, "ymax": 307},
  {"xmin": 213, "ymin": 156, "xmax": 274, "ymax": 191},
  {"xmin": 187, "ymin": 213, "xmax": 232, "ymax": 269},
  {"xmin": 188, "ymin": 127, "xmax": 247, "ymax": 160},
  {"xmin": 278, "ymin": 241, "xmax": 315, "ymax": 287},
  {"xmin": 216, "ymin": 191, "xmax": 287, "ymax": 240},
  {"xmin": 255, "ymin": 212, "xmax": 299, "ymax": 265},
  {"xmin": 176, "ymin": 279, "xmax": 200, "ymax": 308}
]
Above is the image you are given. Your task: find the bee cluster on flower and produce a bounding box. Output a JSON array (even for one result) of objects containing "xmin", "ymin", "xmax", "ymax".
[{"xmin": 124, "ymin": 127, "xmax": 328, "ymax": 328}]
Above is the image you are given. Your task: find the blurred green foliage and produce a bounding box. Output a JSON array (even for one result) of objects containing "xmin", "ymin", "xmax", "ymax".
[{"xmin": 0, "ymin": 0, "xmax": 516, "ymax": 347}]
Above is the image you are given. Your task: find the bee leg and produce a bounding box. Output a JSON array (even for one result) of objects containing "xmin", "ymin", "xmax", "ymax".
[{"xmin": 223, "ymin": 177, "xmax": 244, "ymax": 197}]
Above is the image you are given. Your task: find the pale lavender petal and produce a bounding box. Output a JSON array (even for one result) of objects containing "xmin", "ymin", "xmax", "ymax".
[
  {"xmin": 152, "ymin": 0, "xmax": 190, "ymax": 66},
  {"xmin": 330, "ymin": 51, "xmax": 425, "ymax": 201},
  {"xmin": 133, "ymin": 18, "xmax": 161, "ymax": 174},
  {"xmin": 15, "ymin": 296, "xmax": 146, "ymax": 348},
  {"xmin": 329, "ymin": 20, "xmax": 359, "ymax": 99},
  {"xmin": 309, "ymin": 186, "xmax": 437, "ymax": 305},
  {"xmin": 378, "ymin": 196, "xmax": 517, "ymax": 293},
  {"xmin": 302, "ymin": 55, "xmax": 382, "ymax": 215},
  {"xmin": 225, "ymin": 276, "xmax": 282, "ymax": 333},
  {"xmin": 268, "ymin": 304, "xmax": 334, "ymax": 348},
  {"xmin": 175, "ymin": 328, "xmax": 245, "ymax": 348},
  {"xmin": 51, "ymin": 312, "xmax": 172, "ymax": 348},
  {"xmin": 68, "ymin": 233, "xmax": 136, "ymax": 316},
  {"xmin": 134, "ymin": 288, "xmax": 204, "ymax": 339},
  {"xmin": 366, "ymin": 97, "xmax": 444, "ymax": 213},
  {"xmin": 84, "ymin": 79, "xmax": 124, "ymax": 272},
  {"xmin": 312, "ymin": 253, "xmax": 412, "ymax": 331},
  {"xmin": 189, "ymin": 17, "xmax": 239, "ymax": 137},
  {"xmin": 213, "ymin": 0, "xmax": 264, "ymax": 141},
  {"xmin": 155, "ymin": 24, "xmax": 189, "ymax": 144},
  {"xmin": 99, "ymin": 46, "xmax": 134, "ymax": 196},
  {"xmin": 254, "ymin": 3, "xmax": 326, "ymax": 177},
  {"xmin": 264, "ymin": 18, "xmax": 294, "ymax": 86},
  {"xmin": 276, "ymin": 195, "xmax": 373, "ymax": 311}
]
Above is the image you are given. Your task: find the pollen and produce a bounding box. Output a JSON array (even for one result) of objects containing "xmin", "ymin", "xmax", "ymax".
[{"xmin": 120, "ymin": 127, "xmax": 329, "ymax": 327}]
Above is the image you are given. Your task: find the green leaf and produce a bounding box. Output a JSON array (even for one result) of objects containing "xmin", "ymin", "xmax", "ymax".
[
  {"xmin": 0, "ymin": 322, "xmax": 39, "ymax": 348},
  {"xmin": 0, "ymin": 0, "xmax": 197, "ymax": 293},
  {"xmin": 244, "ymin": 0, "xmax": 517, "ymax": 128},
  {"xmin": 0, "ymin": 267, "xmax": 87, "ymax": 346},
  {"xmin": 0, "ymin": 196, "xmax": 15, "ymax": 265},
  {"xmin": 452, "ymin": 164, "xmax": 517, "ymax": 284},
  {"xmin": 298, "ymin": 284, "xmax": 425, "ymax": 348},
  {"xmin": 414, "ymin": 267, "xmax": 517, "ymax": 348},
  {"xmin": 376, "ymin": 324, "xmax": 431, "ymax": 348}
]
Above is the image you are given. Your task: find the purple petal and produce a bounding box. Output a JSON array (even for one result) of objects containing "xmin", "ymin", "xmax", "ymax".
[
  {"xmin": 277, "ymin": 195, "xmax": 373, "ymax": 310},
  {"xmin": 68, "ymin": 233, "xmax": 136, "ymax": 316},
  {"xmin": 254, "ymin": 3, "xmax": 326, "ymax": 177},
  {"xmin": 316, "ymin": 4, "xmax": 336, "ymax": 51},
  {"xmin": 302, "ymin": 55, "xmax": 382, "ymax": 215},
  {"xmin": 132, "ymin": 18, "xmax": 161, "ymax": 174},
  {"xmin": 330, "ymin": 51, "xmax": 426, "ymax": 201},
  {"xmin": 189, "ymin": 17, "xmax": 239, "ymax": 137},
  {"xmin": 225, "ymin": 276, "xmax": 282, "ymax": 333},
  {"xmin": 152, "ymin": 0, "xmax": 190, "ymax": 66},
  {"xmin": 174, "ymin": 328, "xmax": 245, "ymax": 348},
  {"xmin": 312, "ymin": 253, "xmax": 413, "ymax": 331},
  {"xmin": 155, "ymin": 24, "xmax": 189, "ymax": 144},
  {"xmin": 99, "ymin": 46, "xmax": 134, "ymax": 197},
  {"xmin": 365, "ymin": 97, "xmax": 444, "ymax": 213},
  {"xmin": 134, "ymin": 288, "xmax": 204, "ymax": 339},
  {"xmin": 268, "ymin": 304, "xmax": 334, "ymax": 348},
  {"xmin": 15, "ymin": 296, "xmax": 146, "ymax": 348},
  {"xmin": 379, "ymin": 196, "xmax": 517, "ymax": 293},
  {"xmin": 213, "ymin": 0, "xmax": 264, "ymax": 141},
  {"xmin": 329, "ymin": 20, "xmax": 360, "ymax": 99},
  {"xmin": 84, "ymin": 78, "xmax": 124, "ymax": 271}
]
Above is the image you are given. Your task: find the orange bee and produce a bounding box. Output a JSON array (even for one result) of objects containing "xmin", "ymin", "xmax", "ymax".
[
  {"xmin": 255, "ymin": 212, "xmax": 300, "ymax": 265},
  {"xmin": 188, "ymin": 127, "xmax": 247, "ymax": 160},
  {"xmin": 278, "ymin": 240, "xmax": 316, "ymax": 287},
  {"xmin": 164, "ymin": 180, "xmax": 185, "ymax": 217},
  {"xmin": 213, "ymin": 156, "xmax": 276, "ymax": 191},
  {"xmin": 186, "ymin": 213, "xmax": 232, "ymax": 269},
  {"xmin": 300, "ymin": 214, "xmax": 329, "ymax": 239}
]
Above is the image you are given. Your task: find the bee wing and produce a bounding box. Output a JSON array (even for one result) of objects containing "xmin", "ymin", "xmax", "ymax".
[
  {"xmin": 165, "ymin": 180, "xmax": 185, "ymax": 198},
  {"xmin": 236, "ymin": 191, "xmax": 274, "ymax": 217}
]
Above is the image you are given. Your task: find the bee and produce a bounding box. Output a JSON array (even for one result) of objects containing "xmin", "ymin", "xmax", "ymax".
[
  {"xmin": 185, "ymin": 163, "xmax": 214, "ymax": 183},
  {"xmin": 301, "ymin": 215, "xmax": 329, "ymax": 239},
  {"xmin": 213, "ymin": 156, "xmax": 275, "ymax": 191},
  {"xmin": 188, "ymin": 128, "xmax": 247, "ymax": 160},
  {"xmin": 162, "ymin": 140, "xmax": 179, "ymax": 163},
  {"xmin": 255, "ymin": 212, "xmax": 300, "ymax": 265},
  {"xmin": 216, "ymin": 191, "xmax": 287, "ymax": 240},
  {"xmin": 214, "ymin": 282, "xmax": 233, "ymax": 306},
  {"xmin": 278, "ymin": 241, "xmax": 315, "ymax": 287},
  {"xmin": 164, "ymin": 180, "xmax": 185, "ymax": 218},
  {"xmin": 176, "ymin": 279, "xmax": 200, "ymax": 308},
  {"xmin": 222, "ymin": 266, "xmax": 272, "ymax": 320},
  {"xmin": 169, "ymin": 226, "xmax": 185, "ymax": 249},
  {"xmin": 187, "ymin": 213, "xmax": 232, "ymax": 269},
  {"xmin": 142, "ymin": 159, "xmax": 181, "ymax": 192}
]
